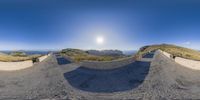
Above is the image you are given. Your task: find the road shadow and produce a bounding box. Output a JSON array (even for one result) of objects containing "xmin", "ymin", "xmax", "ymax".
[
  {"xmin": 63, "ymin": 61, "xmax": 151, "ymax": 93},
  {"xmin": 56, "ymin": 56, "xmax": 71, "ymax": 65},
  {"xmin": 143, "ymin": 52, "xmax": 155, "ymax": 58}
]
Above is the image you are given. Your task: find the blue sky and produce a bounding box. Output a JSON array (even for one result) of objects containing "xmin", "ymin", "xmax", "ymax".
[{"xmin": 0, "ymin": 0, "xmax": 200, "ymax": 50}]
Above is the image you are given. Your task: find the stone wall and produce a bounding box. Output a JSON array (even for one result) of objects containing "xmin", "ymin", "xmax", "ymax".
[
  {"xmin": 39, "ymin": 55, "xmax": 49, "ymax": 62},
  {"xmin": 158, "ymin": 50, "xmax": 171, "ymax": 58},
  {"xmin": 0, "ymin": 55, "xmax": 50, "ymax": 71},
  {"xmin": 159, "ymin": 50, "xmax": 200, "ymax": 70},
  {"xmin": 175, "ymin": 57, "xmax": 200, "ymax": 70}
]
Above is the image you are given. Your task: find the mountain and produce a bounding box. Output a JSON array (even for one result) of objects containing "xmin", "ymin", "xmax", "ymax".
[
  {"xmin": 122, "ymin": 50, "xmax": 137, "ymax": 56},
  {"xmin": 86, "ymin": 50, "xmax": 124, "ymax": 56},
  {"xmin": 60, "ymin": 48, "xmax": 126, "ymax": 62},
  {"xmin": 1, "ymin": 50, "xmax": 49, "ymax": 55},
  {"xmin": 0, "ymin": 52, "xmax": 7, "ymax": 56}
]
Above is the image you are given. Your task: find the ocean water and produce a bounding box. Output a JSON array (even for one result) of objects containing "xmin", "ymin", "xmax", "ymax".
[
  {"xmin": 122, "ymin": 50, "xmax": 137, "ymax": 56},
  {"xmin": 0, "ymin": 51, "xmax": 54, "ymax": 55}
]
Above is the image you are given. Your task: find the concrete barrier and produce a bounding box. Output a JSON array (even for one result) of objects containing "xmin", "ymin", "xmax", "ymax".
[
  {"xmin": 39, "ymin": 55, "xmax": 48, "ymax": 62},
  {"xmin": 0, "ymin": 55, "xmax": 50, "ymax": 71},
  {"xmin": 158, "ymin": 50, "xmax": 171, "ymax": 58},
  {"xmin": 0, "ymin": 60, "xmax": 33, "ymax": 71},
  {"xmin": 159, "ymin": 50, "xmax": 200, "ymax": 70},
  {"xmin": 81, "ymin": 57, "xmax": 134, "ymax": 70},
  {"xmin": 175, "ymin": 57, "xmax": 200, "ymax": 70}
]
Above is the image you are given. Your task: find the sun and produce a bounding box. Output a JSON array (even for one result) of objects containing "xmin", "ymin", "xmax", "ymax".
[{"xmin": 96, "ymin": 36, "xmax": 104, "ymax": 45}]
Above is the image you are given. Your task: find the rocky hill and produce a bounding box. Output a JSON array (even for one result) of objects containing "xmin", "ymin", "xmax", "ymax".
[{"xmin": 10, "ymin": 51, "xmax": 27, "ymax": 57}]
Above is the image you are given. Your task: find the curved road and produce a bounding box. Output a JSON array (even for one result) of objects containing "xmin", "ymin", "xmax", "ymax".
[{"xmin": 0, "ymin": 52, "xmax": 200, "ymax": 99}]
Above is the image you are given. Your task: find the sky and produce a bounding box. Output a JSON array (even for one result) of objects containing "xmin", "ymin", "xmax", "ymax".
[{"xmin": 0, "ymin": 0, "xmax": 200, "ymax": 50}]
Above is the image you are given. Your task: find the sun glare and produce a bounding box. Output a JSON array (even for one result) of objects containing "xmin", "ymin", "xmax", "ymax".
[{"xmin": 96, "ymin": 36, "xmax": 104, "ymax": 45}]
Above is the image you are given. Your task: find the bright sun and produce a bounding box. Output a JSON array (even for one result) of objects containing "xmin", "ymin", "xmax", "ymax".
[{"xmin": 96, "ymin": 36, "xmax": 104, "ymax": 45}]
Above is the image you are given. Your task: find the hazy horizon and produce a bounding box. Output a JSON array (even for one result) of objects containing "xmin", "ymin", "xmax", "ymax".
[
  {"xmin": 0, "ymin": 0, "xmax": 200, "ymax": 50},
  {"xmin": 1, "ymin": 44, "xmax": 200, "ymax": 52}
]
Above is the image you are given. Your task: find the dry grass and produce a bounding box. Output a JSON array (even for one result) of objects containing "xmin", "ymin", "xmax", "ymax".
[
  {"xmin": 70, "ymin": 55, "xmax": 115, "ymax": 62},
  {"xmin": 60, "ymin": 49, "xmax": 124, "ymax": 62},
  {"xmin": 0, "ymin": 53, "xmax": 42, "ymax": 62},
  {"xmin": 136, "ymin": 44, "xmax": 200, "ymax": 61}
]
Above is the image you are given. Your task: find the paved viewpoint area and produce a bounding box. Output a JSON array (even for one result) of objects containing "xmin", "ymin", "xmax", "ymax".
[
  {"xmin": 1, "ymin": 51, "xmax": 200, "ymax": 99},
  {"xmin": 64, "ymin": 61, "xmax": 150, "ymax": 93}
]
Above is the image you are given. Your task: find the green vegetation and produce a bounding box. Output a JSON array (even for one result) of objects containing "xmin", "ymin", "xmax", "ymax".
[
  {"xmin": 136, "ymin": 44, "xmax": 200, "ymax": 61},
  {"xmin": 10, "ymin": 51, "xmax": 27, "ymax": 57},
  {"xmin": 0, "ymin": 52, "xmax": 42, "ymax": 62},
  {"xmin": 60, "ymin": 48, "xmax": 124, "ymax": 62}
]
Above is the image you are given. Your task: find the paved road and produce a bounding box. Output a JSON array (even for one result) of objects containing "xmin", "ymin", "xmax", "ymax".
[
  {"xmin": 64, "ymin": 61, "xmax": 150, "ymax": 93},
  {"xmin": 1, "ymin": 52, "xmax": 200, "ymax": 99}
]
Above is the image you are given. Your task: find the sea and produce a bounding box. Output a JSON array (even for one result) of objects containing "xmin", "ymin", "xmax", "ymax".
[
  {"xmin": 122, "ymin": 50, "xmax": 137, "ymax": 56},
  {"xmin": 0, "ymin": 51, "xmax": 57, "ymax": 55}
]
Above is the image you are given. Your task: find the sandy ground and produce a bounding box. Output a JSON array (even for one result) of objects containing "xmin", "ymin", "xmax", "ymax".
[
  {"xmin": 1, "ymin": 52, "xmax": 200, "ymax": 99},
  {"xmin": 0, "ymin": 55, "xmax": 49, "ymax": 71}
]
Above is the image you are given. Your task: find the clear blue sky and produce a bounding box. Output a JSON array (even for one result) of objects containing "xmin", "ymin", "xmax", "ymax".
[{"xmin": 0, "ymin": 0, "xmax": 200, "ymax": 50}]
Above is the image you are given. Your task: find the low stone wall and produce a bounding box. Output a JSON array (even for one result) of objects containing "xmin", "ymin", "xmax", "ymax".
[
  {"xmin": 159, "ymin": 50, "xmax": 200, "ymax": 70},
  {"xmin": 158, "ymin": 50, "xmax": 171, "ymax": 58},
  {"xmin": 39, "ymin": 55, "xmax": 48, "ymax": 62},
  {"xmin": 0, "ymin": 55, "xmax": 50, "ymax": 71},
  {"xmin": 0, "ymin": 60, "xmax": 33, "ymax": 71},
  {"xmin": 81, "ymin": 57, "xmax": 134, "ymax": 70},
  {"xmin": 175, "ymin": 57, "xmax": 200, "ymax": 70}
]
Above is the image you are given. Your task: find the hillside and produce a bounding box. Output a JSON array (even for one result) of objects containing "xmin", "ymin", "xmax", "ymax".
[
  {"xmin": 10, "ymin": 51, "xmax": 27, "ymax": 57},
  {"xmin": 0, "ymin": 52, "xmax": 42, "ymax": 62},
  {"xmin": 60, "ymin": 48, "xmax": 126, "ymax": 62},
  {"xmin": 136, "ymin": 44, "xmax": 200, "ymax": 61},
  {"xmin": 87, "ymin": 50, "xmax": 124, "ymax": 56}
]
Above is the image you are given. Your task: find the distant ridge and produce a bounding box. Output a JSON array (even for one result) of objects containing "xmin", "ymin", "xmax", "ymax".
[
  {"xmin": 122, "ymin": 50, "xmax": 137, "ymax": 55},
  {"xmin": 60, "ymin": 48, "xmax": 127, "ymax": 62},
  {"xmin": 86, "ymin": 50, "xmax": 124, "ymax": 56}
]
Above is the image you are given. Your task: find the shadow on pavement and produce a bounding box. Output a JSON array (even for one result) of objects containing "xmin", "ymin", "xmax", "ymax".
[
  {"xmin": 56, "ymin": 56, "xmax": 71, "ymax": 65},
  {"xmin": 142, "ymin": 52, "xmax": 155, "ymax": 58},
  {"xmin": 63, "ymin": 61, "xmax": 151, "ymax": 93}
]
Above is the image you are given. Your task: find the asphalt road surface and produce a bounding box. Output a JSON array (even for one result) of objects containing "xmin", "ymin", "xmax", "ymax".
[{"xmin": 1, "ymin": 51, "xmax": 200, "ymax": 99}]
